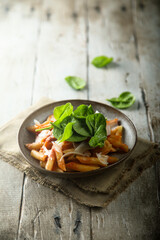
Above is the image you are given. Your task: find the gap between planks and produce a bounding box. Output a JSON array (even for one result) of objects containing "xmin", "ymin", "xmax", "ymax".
[
  {"xmin": 131, "ymin": 0, "xmax": 160, "ymax": 209},
  {"xmin": 85, "ymin": 0, "xmax": 90, "ymax": 100},
  {"xmin": 17, "ymin": 1, "xmax": 43, "ymax": 238}
]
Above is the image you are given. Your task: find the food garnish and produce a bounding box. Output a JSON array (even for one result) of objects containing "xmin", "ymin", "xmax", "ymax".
[
  {"xmin": 106, "ymin": 92, "xmax": 135, "ymax": 109},
  {"xmin": 91, "ymin": 56, "xmax": 113, "ymax": 68},
  {"xmin": 26, "ymin": 103, "xmax": 129, "ymax": 172},
  {"xmin": 65, "ymin": 76, "xmax": 86, "ymax": 90}
]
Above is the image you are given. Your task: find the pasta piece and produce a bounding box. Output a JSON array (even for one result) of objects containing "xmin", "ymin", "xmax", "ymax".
[
  {"xmin": 31, "ymin": 150, "xmax": 47, "ymax": 161},
  {"xmin": 45, "ymin": 156, "xmax": 56, "ymax": 171},
  {"xmin": 66, "ymin": 162, "xmax": 100, "ymax": 172},
  {"xmin": 53, "ymin": 160, "xmax": 64, "ymax": 172},
  {"xmin": 107, "ymin": 135, "xmax": 129, "ymax": 152},
  {"xmin": 40, "ymin": 160, "xmax": 47, "ymax": 168},
  {"xmin": 93, "ymin": 140, "xmax": 113, "ymax": 155},
  {"xmin": 25, "ymin": 142, "xmax": 43, "ymax": 150},
  {"xmin": 108, "ymin": 156, "xmax": 119, "ymax": 164},
  {"xmin": 44, "ymin": 136, "xmax": 56, "ymax": 149},
  {"xmin": 76, "ymin": 155, "xmax": 108, "ymax": 167},
  {"xmin": 111, "ymin": 126, "xmax": 123, "ymax": 136},
  {"xmin": 53, "ymin": 142, "xmax": 66, "ymax": 171},
  {"xmin": 35, "ymin": 130, "xmax": 52, "ymax": 143},
  {"xmin": 45, "ymin": 147, "xmax": 56, "ymax": 171},
  {"xmin": 27, "ymin": 125, "xmax": 37, "ymax": 133}
]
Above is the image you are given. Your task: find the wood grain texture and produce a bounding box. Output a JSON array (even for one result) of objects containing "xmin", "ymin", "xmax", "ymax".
[
  {"xmin": 17, "ymin": 1, "xmax": 91, "ymax": 240},
  {"xmin": 0, "ymin": 0, "xmax": 41, "ymax": 239},
  {"xmin": 0, "ymin": 0, "xmax": 159, "ymax": 239},
  {"xmin": 32, "ymin": 0, "xmax": 88, "ymax": 103},
  {"xmin": 87, "ymin": 0, "xmax": 160, "ymax": 239}
]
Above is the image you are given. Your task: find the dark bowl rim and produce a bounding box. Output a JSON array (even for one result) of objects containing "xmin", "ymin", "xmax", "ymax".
[{"xmin": 18, "ymin": 99, "xmax": 137, "ymax": 178}]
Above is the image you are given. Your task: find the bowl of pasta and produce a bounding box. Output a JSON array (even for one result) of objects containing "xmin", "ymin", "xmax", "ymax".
[{"xmin": 18, "ymin": 99, "xmax": 137, "ymax": 178}]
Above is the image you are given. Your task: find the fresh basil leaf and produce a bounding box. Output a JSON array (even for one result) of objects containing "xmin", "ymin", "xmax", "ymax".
[
  {"xmin": 91, "ymin": 56, "xmax": 113, "ymax": 68},
  {"xmin": 107, "ymin": 92, "xmax": 135, "ymax": 109},
  {"xmin": 89, "ymin": 125, "xmax": 107, "ymax": 148},
  {"xmin": 59, "ymin": 116, "xmax": 73, "ymax": 129},
  {"xmin": 54, "ymin": 102, "xmax": 73, "ymax": 120},
  {"xmin": 52, "ymin": 103, "xmax": 107, "ymax": 147},
  {"xmin": 67, "ymin": 131, "xmax": 88, "ymax": 142},
  {"xmin": 73, "ymin": 118, "xmax": 91, "ymax": 137},
  {"xmin": 86, "ymin": 114, "xmax": 95, "ymax": 135},
  {"xmin": 52, "ymin": 125, "xmax": 63, "ymax": 140},
  {"xmin": 60, "ymin": 122, "xmax": 75, "ymax": 142},
  {"xmin": 86, "ymin": 113, "xmax": 107, "ymax": 147},
  {"xmin": 52, "ymin": 116, "xmax": 73, "ymax": 140},
  {"xmin": 65, "ymin": 76, "xmax": 86, "ymax": 90},
  {"xmin": 53, "ymin": 103, "xmax": 73, "ymax": 127},
  {"xmin": 73, "ymin": 104, "xmax": 94, "ymax": 119}
]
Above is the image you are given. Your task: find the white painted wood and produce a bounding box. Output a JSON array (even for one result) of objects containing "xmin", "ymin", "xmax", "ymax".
[
  {"xmin": 0, "ymin": 1, "xmax": 42, "ymax": 239},
  {"xmin": 0, "ymin": 0, "xmax": 159, "ymax": 239},
  {"xmin": 32, "ymin": 0, "xmax": 88, "ymax": 103},
  {"xmin": 87, "ymin": 0, "xmax": 160, "ymax": 239},
  {"xmin": 18, "ymin": 179, "xmax": 90, "ymax": 240},
  {"xmin": 18, "ymin": 1, "xmax": 91, "ymax": 239}
]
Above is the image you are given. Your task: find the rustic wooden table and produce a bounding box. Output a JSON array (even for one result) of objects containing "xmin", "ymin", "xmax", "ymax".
[{"xmin": 0, "ymin": 0, "xmax": 160, "ymax": 239}]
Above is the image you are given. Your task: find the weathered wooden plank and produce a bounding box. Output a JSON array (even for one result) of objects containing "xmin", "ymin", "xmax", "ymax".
[
  {"xmin": 132, "ymin": 0, "xmax": 160, "ymax": 141},
  {"xmin": 132, "ymin": 0, "xmax": 160, "ymax": 212},
  {"xmin": 87, "ymin": 0, "xmax": 160, "ymax": 239},
  {"xmin": 0, "ymin": 1, "xmax": 42, "ymax": 239},
  {"xmin": 32, "ymin": 0, "xmax": 88, "ymax": 103},
  {"xmin": 18, "ymin": 179, "xmax": 90, "ymax": 240},
  {"xmin": 18, "ymin": 1, "xmax": 91, "ymax": 239}
]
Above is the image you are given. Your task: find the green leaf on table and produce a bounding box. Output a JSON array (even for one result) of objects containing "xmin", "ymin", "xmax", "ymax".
[
  {"xmin": 65, "ymin": 76, "xmax": 86, "ymax": 90},
  {"xmin": 106, "ymin": 91, "xmax": 135, "ymax": 109},
  {"xmin": 91, "ymin": 56, "xmax": 113, "ymax": 68}
]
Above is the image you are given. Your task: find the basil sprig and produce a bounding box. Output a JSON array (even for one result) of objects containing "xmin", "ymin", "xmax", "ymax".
[
  {"xmin": 106, "ymin": 92, "xmax": 135, "ymax": 109},
  {"xmin": 35, "ymin": 103, "xmax": 107, "ymax": 147},
  {"xmin": 52, "ymin": 103, "xmax": 107, "ymax": 147},
  {"xmin": 91, "ymin": 56, "xmax": 113, "ymax": 68},
  {"xmin": 65, "ymin": 76, "xmax": 86, "ymax": 90}
]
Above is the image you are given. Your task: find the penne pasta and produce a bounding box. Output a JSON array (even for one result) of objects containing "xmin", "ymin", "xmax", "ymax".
[
  {"xmin": 66, "ymin": 162, "xmax": 100, "ymax": 172},
  {"xmin": 26, "ymin": 107, "xmax": 129, "ymax": 173},
  {"xmin": 107, "ymin": 135, "xmax": 129, "ymax": 152},
  {"xmin": 31, "ymin": 150, "xmax": 47, "ymax": 161},
  {"xmin": 111, "ymin": 126, "xmax": 123, "ymax": 136},
  {"xmin": 25, "ymin": 142, "xmax": 43, "ymax": 150},
  {"xmin": 27, "ymin": 125, "xmax": 37, "ymax": 133},
  {"xmin": 53, "ymin": 142, "xmax": 66, "ymax": 171},
  {"xmin": 76, "ymin": 155, "xmax": 108, "ymax": 167},
  {"xmin": 108, "ymin": 156, "xmax": 119, "ymax": 164},
  {"xmin": 45, "ymin": 146, "xmax": 56, "ymax": 171},
  {"xmin": 40, "ymin": 160, "xmax": 47, "ymax": 168}
]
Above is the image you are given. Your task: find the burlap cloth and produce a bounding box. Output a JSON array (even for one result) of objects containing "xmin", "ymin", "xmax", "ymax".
[{"xmin": 0, "ymin": 98, "xmax": 159, "ymax": 208}]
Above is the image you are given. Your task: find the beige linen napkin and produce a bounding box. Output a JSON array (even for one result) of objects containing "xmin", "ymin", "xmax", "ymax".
[{"xmin": 0, "ymin": 98, "xmax": 159, "ymax": 208}]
